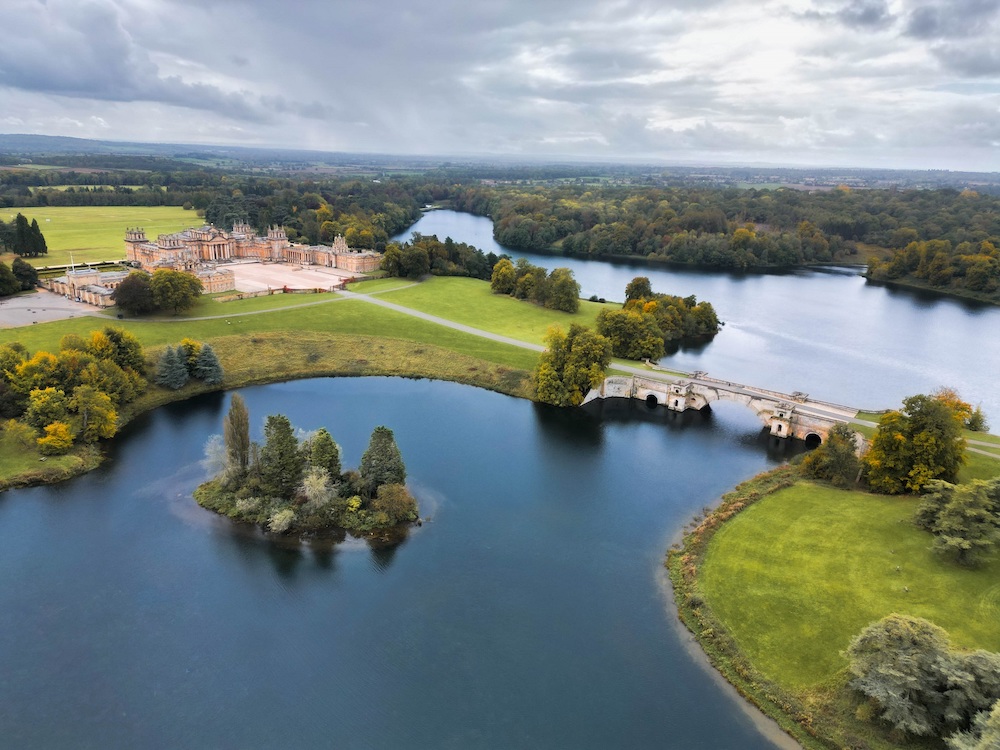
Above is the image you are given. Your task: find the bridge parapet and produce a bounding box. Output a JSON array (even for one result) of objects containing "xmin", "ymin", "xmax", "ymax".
[{"xmin": 585, "ymin": 374, "xmax": 858, "ymax": 443}]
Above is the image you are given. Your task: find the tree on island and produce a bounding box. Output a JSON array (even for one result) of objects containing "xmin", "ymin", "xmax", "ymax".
[
  {"xmin": 194, "ymin": 403, "xmax": 417, "ymax": 536},
  {"xmin": 223, "ymin": 393, "xmax": 250, "ymax": 475},
  {"xmin": 308, "ymin": 427, "xmax": 341, "ymax": 480},
  {"xmin": 260, "ymin": 414, "xmax": 305, "ymax": 498},
  {"xmin": 359, "ymin": 425, "xmax": 406, "ymax": 496},
  {"xmin": 863, "ymin": 392, "xmax": 967, "ymax": 494}
]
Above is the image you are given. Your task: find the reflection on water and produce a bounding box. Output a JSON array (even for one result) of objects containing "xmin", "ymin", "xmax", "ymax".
[
  {"xmin": 395, "ymin": 210, "xmax": 1000, "ymax": 423},
  {"xmin": 0, "ymin": 377, "xmax": 786, "ymax": 749}
]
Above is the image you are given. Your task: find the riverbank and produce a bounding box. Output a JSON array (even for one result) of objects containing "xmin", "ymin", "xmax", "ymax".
[
  {"xmin": 1, "ymin": 330, "xmax": 534, "ymax": 492},
  {"xmin": 864, "ymin": 273, "xmax": 1000, "ymax": 307},
  {"xmin": 668, "ymin": 465, "xmax": 1000, "ymax": 750}
]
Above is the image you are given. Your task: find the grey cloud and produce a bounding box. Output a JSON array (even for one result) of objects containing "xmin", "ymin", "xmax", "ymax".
[
  {"xmin": 931, "ymin": 47, "xmax": 1000, "ymax": 77},
  {"xmin": 903, "ymin": 0, "xmax": 999, "ymax": 39},
  {"xmin": 799, "ymin": 0, "xmax": 896, "ymax": 30}
]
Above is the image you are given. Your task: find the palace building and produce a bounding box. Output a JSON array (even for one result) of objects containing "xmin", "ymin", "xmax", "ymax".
[{"xmin": 124, "ymin": 224, "xmax": 382, "ymax": 281}]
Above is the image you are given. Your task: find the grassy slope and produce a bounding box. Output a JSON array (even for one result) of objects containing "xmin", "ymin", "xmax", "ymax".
[
  {"xmin": 1, "ymin": 206, "xmax": 195, "ymax": 265},
  {"xmin": 700, "ymin": 482, "xmax": 1000, "ymax": 690},
  {"xmin": 374, "ymin": 276, "xmax": 609, "ymax": 345},
  {"xmin": 0, "ymin": 297, "xmax": 540, "ymax": 372}
]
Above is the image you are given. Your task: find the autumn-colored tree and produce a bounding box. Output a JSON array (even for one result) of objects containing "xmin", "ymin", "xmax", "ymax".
[
  {"xmin": 490, "ymin": 257, "xmax": 516, "ymax": 294},
  {"xmin": 863, "ymin": 393, "xmax": 966, "ymax": 494},
  {"xmin": 70, "ymin": 385, "xmax": 117, "ymax": 442},
  {"xmin": 533, "ymin": 324, "xmax": 611, "ymax": 407},
  {"xmin": 37, "ymin": 421, "xmax": 73, "ymax": 455},
  {"xmin": 24, "ymin": 387, "xmax": 70, "ymax": 430}
]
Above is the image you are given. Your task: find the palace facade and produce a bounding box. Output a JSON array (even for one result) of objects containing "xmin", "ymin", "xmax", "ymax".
[{"xmin": 125, "ymin": 224, "xmax": 382, "ymax": 281}]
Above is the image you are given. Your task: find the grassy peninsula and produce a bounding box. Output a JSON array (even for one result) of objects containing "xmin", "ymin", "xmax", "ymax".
[{"xmin": 668, "ymin": 454, "xmax": 1000, "ymax": 750}]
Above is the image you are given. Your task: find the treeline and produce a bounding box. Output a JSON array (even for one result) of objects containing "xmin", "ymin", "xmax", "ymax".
[
  {"xmin": 490, "ymin": 258, "xmax": 581, "ymax": 313},
  {"xmin": 868, "ymin": 238, "xmax": 1000, "ymax": 301},
  {"xmin": 449, "ymin": 183, "xmax": 1000, "ymax": 269},
  {"xmin": 380, "ymin": 233, "xmax": 498, "ymax": 281},
  {"xmin": 0, "ymin": 213, "xmax": 48, "ymax": 257}
]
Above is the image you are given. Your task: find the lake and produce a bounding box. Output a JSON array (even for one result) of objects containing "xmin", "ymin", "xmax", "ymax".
[
  {"xmin": 1, "ymin": 378, "xmax": 790, "ymax": 749},
  {"xmin": 0, "ymin": 210, "xmax": 995, "ymax": 748},
  {"xmin": 395, "ymin": 210, "xmax": 1000, "ymax": 423}
]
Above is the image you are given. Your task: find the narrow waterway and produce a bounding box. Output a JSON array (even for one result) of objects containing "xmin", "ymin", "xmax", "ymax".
[{"xmin": 395, "ymin": 210, "xmax": 1000, "ymax": 422}]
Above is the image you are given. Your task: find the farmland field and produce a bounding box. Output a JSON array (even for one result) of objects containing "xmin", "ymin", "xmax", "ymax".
[{"xmin": 2, "ymin": 206, "xmax": 196, "ymax": 266}]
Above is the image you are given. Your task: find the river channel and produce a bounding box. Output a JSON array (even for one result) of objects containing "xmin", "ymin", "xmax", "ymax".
[{"xmin": 0, "ymin": 211, "xmax": 995, "ymax": 748}]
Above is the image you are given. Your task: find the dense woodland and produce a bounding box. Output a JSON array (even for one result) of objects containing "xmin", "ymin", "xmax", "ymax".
[{"xmin": 4, "ymin": 157, "xmax": 1000, "ymax": 300}]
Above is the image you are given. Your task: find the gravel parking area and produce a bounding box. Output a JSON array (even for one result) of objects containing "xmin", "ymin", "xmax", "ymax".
[
  {"xmin": 228, "ymin": 261, "xmax": 359, "ymax": 293},
  {"xmin": 0, "ymin": 290, "xmax": 98, "ymax": 328}
]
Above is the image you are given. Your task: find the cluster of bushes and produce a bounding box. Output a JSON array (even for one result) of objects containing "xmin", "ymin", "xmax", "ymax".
[
  {"xmin": 802, "ymin": 388, "xmax": 986, "ymax": 496},
  {"xmin": 490, "ymin": 258, "xmax": 580, "ymax": 313},
  {"xmin": 595, "ymin": 276, "xmax": 720, "ymax": 360},
  {"xmin": 194, "ymin": 395, "xmax": 418, "ymax": 536},
  {"xmin": 113, "ymin": 269, "xmax": 203, "ymax": 316},
  {"xmin": 532, "ymin": 324, "xmax": 611, "ymax": 407},
  {"xmin": 0, "ymin": 327, "xmax": 146, "ymax": 455},
  {"xmin": 914, "ymin": 477, "xmax": 1000, "ymax": 567},
  {"xmin": 381, "ymin": 233, "xmax": 499, "ymax": 280},
  {"xmin": 847, "ymin": 614, "xmax": 1000, "ymax": 747},
  {"xmin": 154, "ymin": 338, "xmax": 223, "ymax": 390},
  {"xmin": 0, "ymin": 256, "xmax": 38, "ymax": 298}
]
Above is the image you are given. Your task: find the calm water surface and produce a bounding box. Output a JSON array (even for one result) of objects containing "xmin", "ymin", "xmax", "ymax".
[
  {"xmin": 1, "ymin": 210, "xmax": 996, "ymax": 748},
  {"xmin": 395, "ymin": 210, "xmax": 1000, "ymax": 422},
  {"xmin": 1, "ymin": 378, "xmax": 787, "ymax": 748}
]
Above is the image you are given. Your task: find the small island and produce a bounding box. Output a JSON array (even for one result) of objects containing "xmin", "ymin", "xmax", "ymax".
[{"xmin": 194, "ymin": 394, "xmax": 419, "ymax": 540}]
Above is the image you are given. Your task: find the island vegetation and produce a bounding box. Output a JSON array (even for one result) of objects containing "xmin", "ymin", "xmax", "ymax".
[{"xmin": 194, "ymin": 395, "xmax": 418, "ymax": 539}]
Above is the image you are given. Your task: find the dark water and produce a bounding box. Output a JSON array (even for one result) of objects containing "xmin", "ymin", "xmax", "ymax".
[
  {"xmin": 0, "ymin": 378, "xmax": 790, "ymax": 748},
  {"xmin": 395, "ymin": 210, "xmax": 1000, "ymax": 422}
]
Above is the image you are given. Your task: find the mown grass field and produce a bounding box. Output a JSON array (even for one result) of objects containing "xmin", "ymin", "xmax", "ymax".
[
  {"xmin": 374, "ymin": 276, "xmax": 609, "ymax": 345},
  {"xmin": 699, "ymin": 480, "xmax": 1000, "ymax": 692},
  {"xmin": 0, "ymin": 296, "xmax": 541, "ymax": 373},
  {"xmin": 2, "ymin": 205, "xmax": 195, "ymax": 265}
]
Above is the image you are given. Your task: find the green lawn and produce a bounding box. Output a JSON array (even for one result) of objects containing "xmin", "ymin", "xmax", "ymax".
[
  {"xmin": 376, "ymin": 276, "xmax": 608, "ymax": 345},
  {"xmin": 700, "ymin": 482, "xmax": 1000, "ymax": 691},
  {"xmin": 0, "ymin": 297, "xmax": 541, "ymax": 372},
  {"xmin": 94, "ymin": 291, "xmax": 343, "ymax": 320},
  {"xmin": 3, "ymin": 206, "xmax": 196, "ymax": 266},
  {"xmin": 346, "ymin": 278, "xmax": 416, "ymax": 294}
]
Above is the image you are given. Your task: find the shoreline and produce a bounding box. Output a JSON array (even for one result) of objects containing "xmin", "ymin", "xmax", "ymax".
[{"xmin": 1, "ymin": 342, "xmax": 819, "ymax": 748}]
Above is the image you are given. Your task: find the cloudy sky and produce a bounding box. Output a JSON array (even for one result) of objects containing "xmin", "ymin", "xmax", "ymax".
[{"xmin": 1, "ymin": 0, "xmax": 999, "ymax": 170}]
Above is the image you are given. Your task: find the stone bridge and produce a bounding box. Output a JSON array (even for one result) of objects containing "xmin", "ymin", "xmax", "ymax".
[{"xmin": 582, "ymin": 372, "xmax": 861, "ymax": 444}]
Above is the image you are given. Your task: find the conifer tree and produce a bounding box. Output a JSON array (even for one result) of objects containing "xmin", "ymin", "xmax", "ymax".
[
  {"xmin": 260, "ymin": 414, "xmax": 304, "ymax": 498},
  {"xmin": 309, "ymin": 427, "xmax": 341, "ymax": 480},
  {"xmin": 193, "ymin": 344, "xmax": 224, "ymax": 385},
  {"xmin": 359, "ymin": 425, "xmax": 406, "ymax": 496},
  {"xmin": 223, "ymin": 393, "xmax": 250, "ymax": 474},
  {"xmin": 154, "ymin": 346, "xmax": 188, "ymax": 389}
]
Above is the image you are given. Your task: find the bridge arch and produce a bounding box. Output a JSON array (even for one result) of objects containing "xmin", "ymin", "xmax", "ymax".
[{"xmin": 584, "ymin": 375, "xmax": 853, "ymax": 444}]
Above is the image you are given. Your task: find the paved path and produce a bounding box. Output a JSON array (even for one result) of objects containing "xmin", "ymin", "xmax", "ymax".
[{"xmin": 0, "ymin": 292, "xmax": 96, "ymax": 328}]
